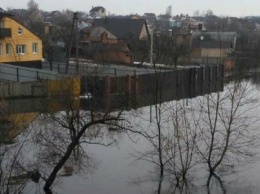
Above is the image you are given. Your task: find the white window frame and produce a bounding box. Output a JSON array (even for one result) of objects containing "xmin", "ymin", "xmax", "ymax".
[
  {"xmin": 6, "ymin": 43, "xmax": 11, "ymax": 55},
  {"xmin": 16, "ymin": 45, "xmax": 26, "ymax": 55},
  {"xmin": 32, "ymin": 43, "xmax": 38, "ymax": 54},
  {"xmin": 18, "ymin": 27, "xmax": 23, "ymax": 35}
]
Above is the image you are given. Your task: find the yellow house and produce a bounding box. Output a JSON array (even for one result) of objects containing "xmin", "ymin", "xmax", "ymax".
[{"xmin": 0, "ymin": 12, "xmax": 42, "ymax": 68}]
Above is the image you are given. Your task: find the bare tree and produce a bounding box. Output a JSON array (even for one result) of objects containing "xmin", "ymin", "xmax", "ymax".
[
  {"xmin": 164, "ymin": 100, "xmax": 199, "ymax": 188},
  {"xmin": 153, "ymin": 34, "xmax": 190, "ymax": 68},
  {"xmin": 193, "ymin": 81, "xmax": 260, "ymax": 187},
  {"xmin": 127, "ymin": 70, "xmax": 198, "ymax": 193},
  {"xmin": 0, "ymin": 77, "xmax": 126, "ymax": 194},
  {"xmin": 30, "ymin": 91, "xmax": 126, "ymax": 193}
]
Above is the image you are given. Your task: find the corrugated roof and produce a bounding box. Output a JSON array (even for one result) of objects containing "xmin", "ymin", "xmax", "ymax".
[
  {"xmin": 191, "ymin": 31, "xmax": 237, "ymax": 49},
  {"xmin": 192, "ymin": 31, "xmax": 237, "ymax": 42},
  {"xmin": 93, "ymin": 18, "xmax": 147, "ymax": 40}
]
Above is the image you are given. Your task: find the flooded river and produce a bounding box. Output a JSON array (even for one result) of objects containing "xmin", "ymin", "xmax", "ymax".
[{"xmin": 1, "ymin": 77, "xmax": 260, "ymax": 194}]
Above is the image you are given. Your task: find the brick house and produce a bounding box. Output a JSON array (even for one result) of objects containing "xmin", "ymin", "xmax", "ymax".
[{"xmin": 79, "ymin": 18, "xmax": 149, "ymax": 64}]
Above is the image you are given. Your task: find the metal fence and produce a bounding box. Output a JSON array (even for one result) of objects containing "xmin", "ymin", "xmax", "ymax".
[
  {"xmin": 0, "ymin": 63, "xmax": 61, "ymax": 82},
  {"xmin": 42, "ymin": 62, "xmax": 171, "ymax": 77}
]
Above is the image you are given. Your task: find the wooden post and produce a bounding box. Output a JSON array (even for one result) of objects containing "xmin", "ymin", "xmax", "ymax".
[
  {"xmin": 16, "ymin": 68, "xmax": 19, "ymax": 81},
  {"xmin": 134, "ymin": 75, "xmax": 138, "ymax": 95},
  {"xmin": 196, "ymin": 67, "xmax": 203, "ymax": 96},
  {"xmin": 133, "ymin": 74, "xmax": 138, "ymax": 110},
  {"xmin": 126, "ymin": 75, "xmax": 131, "ymax": 94}
]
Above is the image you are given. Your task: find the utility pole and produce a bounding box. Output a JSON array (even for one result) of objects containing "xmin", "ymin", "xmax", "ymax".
[
  {"xmin": 150, "ymin": 26, "xmax": 154, "ymax": 67},
  {"xmin": 150, "ymin": 25, "xmax": 154, "ymax": 122},
  {"xmin": 65, "ymin": 12, "xmax": 79, "ymax": 74},
  {"xmin": 74, "ymin": 12, "xmax": 79, "ymax": 74}
]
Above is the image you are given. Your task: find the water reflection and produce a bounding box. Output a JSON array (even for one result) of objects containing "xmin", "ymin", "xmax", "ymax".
[
  {"xmin": 2, "ymin": 78, "xmax": 260, "ymax": 193},
  {"xmin": 207, "ymin": 174, "xmax": 226, "ymax": 194}
]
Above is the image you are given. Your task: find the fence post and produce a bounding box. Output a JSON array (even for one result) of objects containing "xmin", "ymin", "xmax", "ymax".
[
  {"xmin": 134, "ymin": 74, "xmax": 138, "ymax": 95},
  {"xmin": 126, "ymin": 75, "xmax": 131, "ymax": 94},
  {"xmin": 16, "ymin": 68, "xmax": 19, "ymax": 81}
]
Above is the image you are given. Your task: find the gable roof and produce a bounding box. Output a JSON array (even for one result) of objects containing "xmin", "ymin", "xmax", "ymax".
[
  {"xmin": 90, "ymin": 6, "xmax": 105, "ymax": 13},
  {"xmin": 81, "ymin": 26, "xmax": 117, "ymax": 40},
  {"xmin": 91, "ymin": 27, "xmax": 116, "ymax": 38},
  {"xmin": 93, "ymin": 41, "xmax": 131, "ymax": 52},
  {"xmin": 0, "ymin": 12, "xmax": 41, "ymax": 40},
  {"xmin": 0, "ymin": 12, "xmax": 13, "ymax": 19},
  {"xmin": 192, "ymin": 31, "xmax": 237, "ymax": 42},
  {"xmin": 191, "ymin": 32, "xmax": 237, "ymax": 49},
  {"xmin": 93, "ymin": 18, "xmax": 148, "ymax": 40}
]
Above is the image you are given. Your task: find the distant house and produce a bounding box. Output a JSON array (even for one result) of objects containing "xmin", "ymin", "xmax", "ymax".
[
  {"xmin": 94, "ymin": 41, "xmax": 133, "ymax": 64},
  {"xmin": 170, "ymin": 18, "xmax": 182, "ymax": 28},
  {"xmin": 189, "ymin": 31, "xmax": 236, "ymax": 66},
  {"xmin": 0, "ymin": 12, "xmax": 42, "ymax": 68},
  {"xmin": 143, "ymin": 13, "xmax": 157, "ymax": 25},
  {"xmin": 130, "ymin": 14, "xmax": 142, "ymax": 20},
  {"xmin": 191, "ymin": 31, "xmax": 236, "ymax": 57},
  {"xmin": 79, "ymin": 25, "xmax": 133, "ymax": 64},
  {"xmin": 143, "ymin": 13, "xmax": 156, "ymax": 18},
  {"xmin": 93, "ymin": 18, "xmax": 149, "ymax": 40},
  {"xmin": 78, "ymin": 18, "xmax": 149, "ymax": 64},
  {"xmin": 89, "ymin": 6, "xmax": 106, "ymax": 18},
  {"xmin": 44, "ymin": 10, "xmax": 62, "ymax": 24},
  {"xmin": 157, "ymin": 14, "xmax": 171, "ymax": 32},
  {"xmin": 181, "ymin": 17, "xmax": 205, "ymax": 32}
]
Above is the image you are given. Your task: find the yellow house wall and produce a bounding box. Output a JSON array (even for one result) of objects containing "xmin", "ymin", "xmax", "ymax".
[
  {"xmin": 0, "ymin": 17, "xmax": 43, "ymax": 63},
  {"xmin": 0, "ymin": 112, "xmax": 39, "ymax": 142},
  {"xmin": 201, "ymin": 48, "xmax": 229, "ymax": 58},
  {"xmin": 47, "ymin": 76, "xmax": 81, "ymax": 112},
  {"xmin": 47, "ymin": 76, "xmax": 81, "ymax": 97}
]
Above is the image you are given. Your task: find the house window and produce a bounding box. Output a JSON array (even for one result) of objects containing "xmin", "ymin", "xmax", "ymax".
[
  {"xmin": 0, "ymin": 44, "xmax": 2, "ymax": 55},
  {"xmin": 6, "ymin": 43, "xmax": 11, "ymax": 55},
  {"xmin": 32, "ymin": 43, "xmax": 38, "ymax": 53},
  {"xmin": 16, "ymin": 45, "xmax": 26, "ymax": 55},
  {"xmin": 18, "ymin": 27, "xmax": 23, "ymax": 35}
]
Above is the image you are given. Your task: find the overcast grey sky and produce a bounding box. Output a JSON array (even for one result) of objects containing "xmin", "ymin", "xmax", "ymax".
[{"xmin": 1, "ymin": 0, "xmax": 260, "ymax": 17}]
